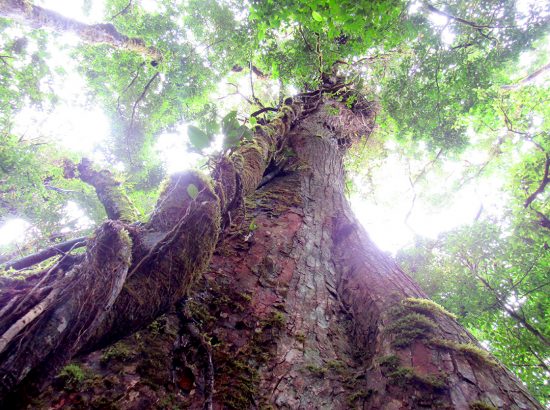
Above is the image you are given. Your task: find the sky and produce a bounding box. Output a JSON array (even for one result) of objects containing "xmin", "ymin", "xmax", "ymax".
[{"xmin": 0, "ymin": 0, "xmax": 547, "ymax": 256}]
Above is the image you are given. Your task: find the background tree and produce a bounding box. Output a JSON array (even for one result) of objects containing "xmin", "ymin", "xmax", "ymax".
[{"xmin": 0, "ymin": 0, "xmax": 548, "ymax": 408}]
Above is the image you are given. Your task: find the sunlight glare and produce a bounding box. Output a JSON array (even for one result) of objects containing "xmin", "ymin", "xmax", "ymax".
[
  {"xmin": 59, "ymin": 201, "xmax": 94, "ymax": 233},
  {"xmin": 141, "ymin": 0, "xmax": 160, "ymax": 14},
  {"xmin": 0, "ymin": 219, "xmax": 32, "ymax": 247},
  {"xmin": 429, "ymin": 12, "xmax": 448, "ymax": 27},
  {"xmin": 36, "ymin": 0, "xmax": 105, "ymax": 23},
  {"xmin": 14, "ymin": 105, "xmax": 109, "ymax": 153},
  {"xmin": 155, "ymin": 125, "xmax": 203, "ymax": 174},
  {"xmin": 408, "ymin": 1, "xmax": 422, "ymax": 14}
]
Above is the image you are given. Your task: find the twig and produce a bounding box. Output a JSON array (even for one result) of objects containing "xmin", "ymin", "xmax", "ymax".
[
  {"xmin": 126, "ymin": 71, "xmax": 160, "ymax": 162},
  {"xmin": 222, "ymin": 82, "xmax": 254, "ymax": 105},
  {"xmin": 249, "ymin": 61, "xmax": 264, "ymax": 108},
  {"xmin": 117, "ymin": 61, "xmax": 146, "ymax": 113},
  {"xmin": 315, "ymin": 32, "xmax": 323, "ymax": 79},
  {"xmin": 298, "ymin": 25, "xmax": 313, "ymax": 52},
  {"xmin": 502, "ymin": 62, "xmax": 550, "ymax": 90},
  {"xmin": 44, "ymin": 185, "xmax": 77, "ymax": 194},
  {"xmin": 425, "ymin": 3, "xmax": 496, "ymax": 29},
  {"xmin": 110, "ymin": 0, "xmax": 133, "ymax": 20},
  {"xmin": 129, "ymin": 71, "xmax": 160, "ymax": 130},
  {"xmin": 524, "ymin": 154, "xmax": 549, "ymax": 208}
]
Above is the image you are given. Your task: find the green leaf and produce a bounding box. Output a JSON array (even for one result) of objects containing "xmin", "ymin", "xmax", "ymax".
[
  {"xmin": 312, "ymin": 10, "xmax": 323, "ymax": 22},
  {"xmin": 188, "ymin": 125, "xmax": 210, "ymax": 150},
  {"xmin": 222, "ymin": 111, "xmax": 240, "ymax": 134},
  {"xmin": 186, "ymin": 183, "xmax": 199, "ymax": 200}
]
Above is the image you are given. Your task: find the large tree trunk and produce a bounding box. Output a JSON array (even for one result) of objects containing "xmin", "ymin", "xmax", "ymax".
[{"xmin": 0, "ymin": 91, "xmax": 542, "ymax": 409}]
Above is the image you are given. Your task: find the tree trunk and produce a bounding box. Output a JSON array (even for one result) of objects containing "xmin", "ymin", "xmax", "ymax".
[{"xmin": 1, "ymin": 92, "xmax": 542, "ymax": 409}]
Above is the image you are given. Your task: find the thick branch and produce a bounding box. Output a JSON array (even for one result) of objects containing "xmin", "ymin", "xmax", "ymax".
[
  {"xmin": 0, "ymin": 0, "xmax": 161, "ymax": 60},
  {"xmin": 0, "ymin": 95, "xmax": 306, "ymax": 401},
  {"xmin": 1, "ymin": 236, "xmax": 87, "ymax": 271},
  {"xmin": 64, "ymin": 158, "xmax": 139, "ymax": 222}
]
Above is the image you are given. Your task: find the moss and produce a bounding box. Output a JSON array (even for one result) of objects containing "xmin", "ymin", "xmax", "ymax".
[
  {"xmin": 326, "ymin": 359, "xmax": 346, "ymax": 373},
  {"xmin": 57, "ymin": 363, "xmax": 88, "ymax": 390},
  {"xmin": 429, "ymin": 338, "xmax": 497, "ymax": 366},
  {"xmin": 147, "ymin": 318, "xmax": 164, "ymax": 336},
  {"xmin": 305, "ymin": 364, "xmax": 327, "ymax": 377},
  {"xmin": 387, "ymin": 366, "xmax": 414, "ymax": 386},
  {"xmin": 386, "ymin": 312, "xmax": 437, "ymax": 348},
  {"xmin": 187, "ymin": 299, "xmax": 215, "ymax": 325},
  {"xmin": 217, "ymin": 358, "xmax": 260, "ymax": 409},
  {"xmin": 253, "ymin": 177, "xmax": 302, "ymax": 218},
  {"xmin": 347, "ymin": 389, "xmax": 374, "ymax": 405},
  {"xmin": 402, "ymin": 298, "xmax": 457, "ymax": 320},
  {"xmin": 388, "ymin": 366, "xmax": 447, "ymax": 391},
  {"xmin": 100, "ymin": 343, "xmax": 134, "ymax": 365},
  {"xmin": 377, "ymin": 354, "xmax": 401, "ymax": 371},
  {"xmin": 238, "ymin": 291, "xmax": 252, "ymax": 302},
  {"xmin": 261, "ymin": 310, "xmax": 286, "ymax": 329},
  {"xmin": 295, "ymin": 332, "xmax": 306, "ymax": 343},
  {"xmin": 469, "ymin": 401, "xmax": 498, "ymax": 410}
]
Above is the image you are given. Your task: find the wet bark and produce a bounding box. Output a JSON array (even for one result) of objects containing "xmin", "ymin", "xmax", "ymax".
[
  {"xmin": 0, "ymin": 90, "xmax": 543, "ymax": 408},
  {"xmin": 0, "ymin": 0, "xmax": 161, "ymax": 59}
]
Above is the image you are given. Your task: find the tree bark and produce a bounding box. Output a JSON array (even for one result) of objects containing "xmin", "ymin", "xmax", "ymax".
[
  {"xmin": 0, "ymin": 0, "xmax": 161, "ymax": 60},
  {"xmin": 0, "ymin": 90, "xmax": 543, "ymax": 408}
]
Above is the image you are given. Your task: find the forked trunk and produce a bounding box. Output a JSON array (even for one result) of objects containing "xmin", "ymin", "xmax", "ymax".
[{"xmin": 20, "ymin": 100, "xmax": 541, "ymax": 409}]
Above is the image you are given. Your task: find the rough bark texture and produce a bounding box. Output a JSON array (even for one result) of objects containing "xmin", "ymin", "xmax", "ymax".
[
  {"xmin": 0, "ymin": 88, "xmax": 543, "ymax": 409},
  {"xmin": 0, "ymin": 96, "xmax": 303, "ymax": 403},
  {"xmin": 0, "ymin": 0, "xmax": 161, "ymax": 59}
]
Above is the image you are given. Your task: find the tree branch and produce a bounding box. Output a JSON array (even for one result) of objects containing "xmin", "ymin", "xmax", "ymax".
[
  {"xmin": 524, "ymin": 154, "xmax": 550, "ymax": 208},
  {"xmin": 424, "ymin": 3, "xmax": 496, "ymax": 29},
  {"xmin": 221, "ymin": 82, "xmax": 254, "ymax": 105},
  {"xmin": 1, "ymin": 236, "xmax": 87, "ymax": 271},
  {"xmin": 64, "ymin": 158, "xmax": 139, "ymax": 222},
  {"xmin": 0, "ymin": 0, "xmax": 161, "ymax": 60},
  {"xmin": 463, "ymin": 258, "xmax": 550, "ymax": 347},
  {"xmin": 110, "ymin": 0, "xmax": 133, "ymax": 21},
  {"xmin": 502, "ymin": 62, "xmax": 550, "ymax": 90},
  {"xmin": 249, "ymin": 61, "xmax": 264, "ymax": 108}
]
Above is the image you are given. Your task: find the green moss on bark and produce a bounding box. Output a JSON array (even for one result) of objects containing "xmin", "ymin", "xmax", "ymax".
[
  {"xmin": 429, "ymin": 338, "xmax": 497, "ymax": 366},
  {"xmin": 402, "ymin": 298, "xmax": 457, "ymax": 320}
]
